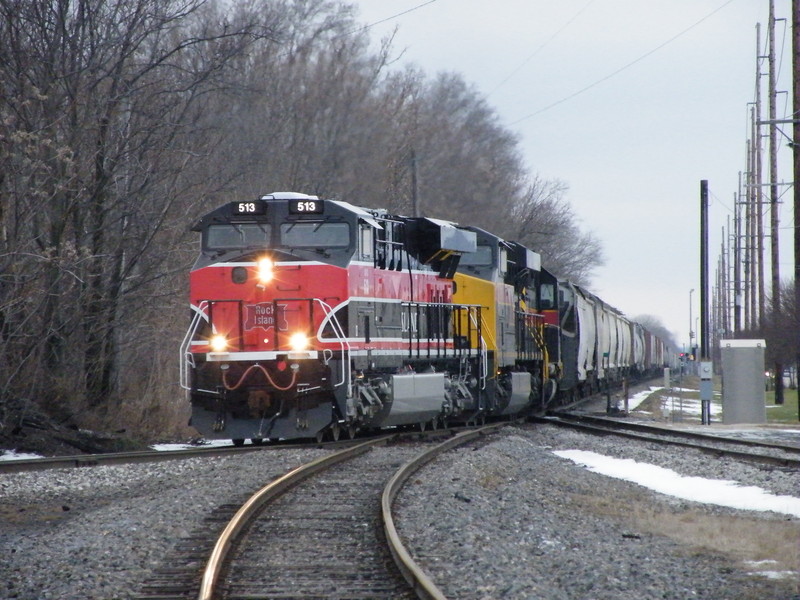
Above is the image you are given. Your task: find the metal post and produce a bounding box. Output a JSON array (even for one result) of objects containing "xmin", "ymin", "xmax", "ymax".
[
  {"xmin": 700, "ymin": 180, "xmax": 711, "ymax": 425},
  {"xmin": 604, "ymin": 353, "xmax": 612, "ymax": 414},
  {"xmin": 623, "ymin": 378, "xmax": 629, "ymax": 414},
  {"xmin": 701, "ymin": 181, "xmax": 709, "ymax": 360},
  {"xmin": 689, "ymin": 288, "xmax": 694, "ymax": 359}
]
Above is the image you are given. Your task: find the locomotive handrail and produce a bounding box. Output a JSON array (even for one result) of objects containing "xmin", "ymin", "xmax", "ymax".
[
  {"xmin": 467, "ymin": 309, "xmax": 489, "ymax": 391},
  {"xmin": 400, "ymin": 300, "xmax": 484, "ymax": 357},
  {"xmin": 314, "ymin": 298, "xmax": 351, "ymax": 391},
  {"xmin": 179, "ymin": 301, "xmax": 208, "ymax": 392},
  {"xmin": 519, "ymin": 311, "xmax": 548, "ymax": 371}
]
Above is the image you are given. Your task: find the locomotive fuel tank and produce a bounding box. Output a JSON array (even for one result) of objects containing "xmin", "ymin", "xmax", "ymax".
[{"xmin": 360, "ymin": 372, "xmax": 446, "ymax": 428}]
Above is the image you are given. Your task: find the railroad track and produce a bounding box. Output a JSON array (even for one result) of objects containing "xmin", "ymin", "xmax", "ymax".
[
  {"xmin": 210, "ymin": 437, "xmax": 420, "ymax": 599},
  {"xmin": 537, "ymin": 412, "xmax": 800, "ymax": 469},
  {"xmin": 0, "ymin": 441, "xmax": 285, "ymax": 473},
  {"xmin": 135, "ymin": 425, "xmax": 504, "ymax": 600},
  {"xmin": 0, "ymin": 425, "xmax": 479, "ymax": 474}
]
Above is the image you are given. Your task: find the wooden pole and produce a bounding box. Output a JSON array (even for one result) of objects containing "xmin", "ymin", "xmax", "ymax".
[
  {"xmin": 792, "ymin": 0, "xmax": 799, "ymax": 420},
  {"xmin": 768, "ymin": 0, "xmax": 784, "ymax": 403},
  {"xmin": 734, "ymin": 182, "xmax": 742, "ymax": 333}
]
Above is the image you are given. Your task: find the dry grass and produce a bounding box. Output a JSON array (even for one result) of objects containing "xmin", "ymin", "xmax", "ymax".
[
  {"xmin": 0, "ymin": 502, "xmax": 72, "ymax": 526},
  {"xmin": 576, "ymin": 490, "xmax": 800, "ymax": 581},
  {"xmin": 477, "ymin": 471, "xmax": 508, "ymax": 491},
  {"xmin": 635, "ymin": 388, "xmax": 690, "ymax": 420},
  {"xmin": 77, "ymin": 344, "xmax": 193, "ymax": 441}
]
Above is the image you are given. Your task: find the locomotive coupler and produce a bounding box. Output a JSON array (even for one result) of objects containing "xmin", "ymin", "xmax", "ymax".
[
  {"xmin": 213, "ymin": 387, "xmax": 227, "ymax": 432},
  {"xmin": 212, "ymin": 414, "xmax": 226, "ymax": 432}
]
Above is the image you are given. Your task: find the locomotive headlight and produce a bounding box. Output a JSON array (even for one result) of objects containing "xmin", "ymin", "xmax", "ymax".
[
  {"xmin": 289, "ymin": 332, "xmax": 309, "ymax": 351},
  {"xmin": 257, "ymin": 256, "xmax": 274, "ymax": 284},
  {"xmin": 210, "ymin": 334, "xmax": 228, "ymax": 352}
]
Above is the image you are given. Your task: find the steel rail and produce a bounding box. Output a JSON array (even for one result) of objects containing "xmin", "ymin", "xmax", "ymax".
[
  {"xmin": 0, "ymin": 442, "xmax": 296, "ymax": 474},
  {"xmin": 535, "ymin": 415, "xmax": 800, "ymax": 469},
  {"xmin": 381, "ymin": 423, "xmax": 507, "ymax": 600},
  {"xmin": 196, "ymin": 434, "xmax": 393, "ymax": 600},
  {"xmin": 549, "ymin": 411, "xmax": 800, "ymax": 454},
  {"xmin": 0, "ymin": 425, "xmax": 482, "ymax": 474}
]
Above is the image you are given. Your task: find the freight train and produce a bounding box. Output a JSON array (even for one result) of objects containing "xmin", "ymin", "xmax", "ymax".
[{"xmin": 180, "ymin": 192, "xmax": 672, "ymax": 444}]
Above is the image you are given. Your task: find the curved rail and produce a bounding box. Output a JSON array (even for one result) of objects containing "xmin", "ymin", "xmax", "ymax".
[
  {"xmin": 197, "ymin": 435, "xmax": 392, "ymax": 600},
  {"xmin": 381, "ymin": 423, "xmax": 507, "ymax": 600}
]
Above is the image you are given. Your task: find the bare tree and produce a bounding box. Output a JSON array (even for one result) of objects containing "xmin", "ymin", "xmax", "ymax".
[
  {"xmin": 198, "ymin": 6, "xmax": 602, "ymax": 286},
  {"xmin": 207, "ymin": 0, "xmax": 395, "ymax": 202},
  {"xmin": 758, "ymin": 280, "xmax": 798, "ymax": 379},
  {"xmin": 633, "ymin": 314, "xmax": 680, "ymax": 352},
  {"xmin": 0, "ymin": 0, "xmax": 274, "ymax": 426},
  {"xmin": 389, "ymin": 72, "xmax": 523, "ymax": 226},
  {"xmin": 506, "ymin": 177, "xmax": 604, "ymax": 285},
  {"xmin": 372, "ymin": 72, "xmax": 604, "ymax": 286},
  {"xmin": 0, "ymin": 0, "xmax": 609, "ymax": 438}
]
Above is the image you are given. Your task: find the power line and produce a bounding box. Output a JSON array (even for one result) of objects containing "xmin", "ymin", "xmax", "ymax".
[
  {"xmin": 510, "ymin": 0, "xmax": 736, "ymax": 125},
  {"xmin": 487, "ymin": 0, "xmax": 597, "ymax": 98},
  {"xmin": 709, "ymin": 189, "xmax": 735, "ymax": 214},
  {"xmin": 345, "ymin": 0, "xmax": 440, "ymax": 37},
  {"xmin": 272, "ymin": 1, "xmax": 440, "ymax": 60}
]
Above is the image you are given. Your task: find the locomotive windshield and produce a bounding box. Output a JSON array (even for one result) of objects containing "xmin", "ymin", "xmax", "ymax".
[
  {"xmin": 540, "ymin": 283, "xmax": 555, "ymax": 310},
  {"xmin": 459, "ymin": 245, "xmax": 493, "ymax": 266},
  {"xmin": 279, "ymin": 222, "xmax": 350, "ymax": 248},
  {"xmin": 207, "ymin": 223, "xmax": 270, "ymax": 249},
  {"xmin": 204, "ymin": 221, "xmax": 351, "ymax": 251}
]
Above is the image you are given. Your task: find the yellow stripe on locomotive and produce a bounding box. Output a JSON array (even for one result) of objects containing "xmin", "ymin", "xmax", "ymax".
[{"xmin": 452, "ymin": 271, "xmax": 496, "ymax": 354}]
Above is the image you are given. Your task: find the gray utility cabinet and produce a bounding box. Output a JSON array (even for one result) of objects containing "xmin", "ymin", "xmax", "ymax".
[{"xmin": 719, "ymin": 339, "xmax": 766, "ymax": 424}]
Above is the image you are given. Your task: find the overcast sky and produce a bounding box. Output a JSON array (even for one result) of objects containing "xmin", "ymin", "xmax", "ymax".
[{"xmin": 353, "ymin": 0, "xmax": 796, "ymax": 349}]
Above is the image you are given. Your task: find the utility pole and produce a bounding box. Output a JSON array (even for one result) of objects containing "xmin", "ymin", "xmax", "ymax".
[
  {"xmin": 734, "ymin": 182, "xmax": 742, "ymax": 333},
  {"xmin": 713, "ymin": 260, "xmax": 720, "ymax": 358},
  {"xmin": 768, "ymin": 0, "xmax": 784, "ymax": 404},
  {"xmin": 726, "ymin": 216, "xmax": 732, "ymax": 335},
  {"xmin": 712, "ymin": 269, "xmax": 718, "ymax": 358},
  {"xmin": 792, "ymin": 0, "xmax": 799, "ymax": 421},
  {"xmin": 689, "ymin": 288, "xmax": 694, "ymax": 356},
  {"xmin": 747, "ymin": 126, "xmax": 752, "ymax": 330},
  {"xmin": 755, "ymin": 23, "xmax": 766, "ymax": 329},
  {"xmin": 410, "ymin": 148, "xmax": 420, "ymax": 217},
  {"xmin": 750, "ymin": 116, "xmax": 761, "ymax": 330},
  {"xmin": 721, "ymin": 222, "xmax": 729, "ymax": 339}
]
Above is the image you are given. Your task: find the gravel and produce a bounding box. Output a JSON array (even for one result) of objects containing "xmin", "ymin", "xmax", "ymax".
[
  {"xmin": 1, "ymin": 426, "xmax": 798, "ymax": 600},
  {"xmin": 0, "ymin": 447, "xmax": 328, "ymax": 600},
  {"xmin": 396, "ymin": 425, "xmax": 800, "ymax": 600}
]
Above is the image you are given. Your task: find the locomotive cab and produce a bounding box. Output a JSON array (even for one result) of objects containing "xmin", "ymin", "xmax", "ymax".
[{"xmin": 182, "ymin": 194, "xmax": 374, "ymax": 441}]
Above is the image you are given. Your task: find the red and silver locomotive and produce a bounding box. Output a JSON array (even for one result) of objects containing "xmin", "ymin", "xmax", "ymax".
[
  {"xmin": 180, "ymin": 192, "xmax": 672, "ymax": 444},
  {"xmin": 180, "ymin": 192, "xmax": 510, "ymax": 443}
]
